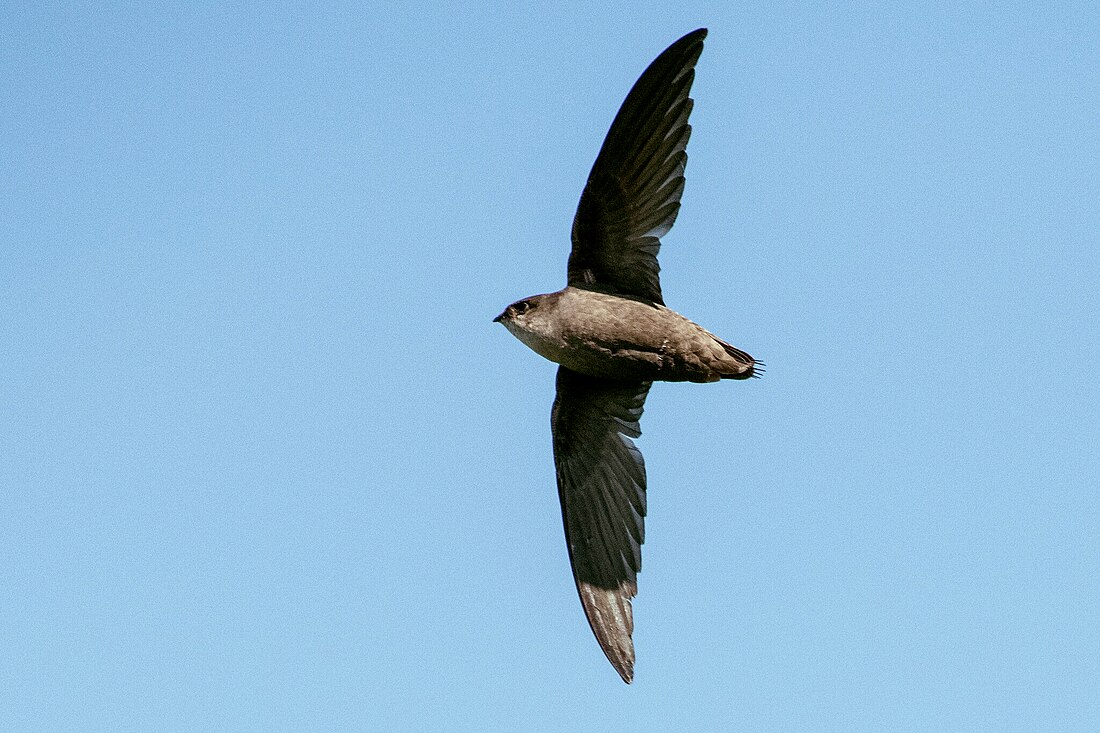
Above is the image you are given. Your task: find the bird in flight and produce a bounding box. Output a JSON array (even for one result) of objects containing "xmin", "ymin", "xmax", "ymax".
[{"xmin": 494, "ymin": 28, "xmax": 759, "ymax": 683}]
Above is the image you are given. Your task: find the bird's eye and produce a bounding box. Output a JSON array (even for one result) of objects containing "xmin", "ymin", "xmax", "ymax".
[{"xmin": 514, "ymin": 301, "xmax": 531, "ymax": 314}]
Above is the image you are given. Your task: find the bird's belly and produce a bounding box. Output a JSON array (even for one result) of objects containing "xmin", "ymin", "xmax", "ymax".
[
  {"xmin": 557, "ymin": 337, "xmax": 669, "ymax": 381},
  {"xmin": 556, "ymin": 311, "xmax": 705, "ymax": 382},
  {"xmin": 506, "ymin": 319, "xmax": 664, "ymax": 381}
]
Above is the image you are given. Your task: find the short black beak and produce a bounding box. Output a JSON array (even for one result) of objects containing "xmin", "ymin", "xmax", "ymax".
[{"xmin": 492, "ymin": 312, "xmax": 504, "ymax": 323}]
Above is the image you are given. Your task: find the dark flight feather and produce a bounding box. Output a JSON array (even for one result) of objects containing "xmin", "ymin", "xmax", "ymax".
[
  {"xmin": 551, "ymin": 367, "xmax": 651, "ymax": 682},
  {"xmin": 568, "ymin": 28, "xmax": 707, "ymax": 305}
]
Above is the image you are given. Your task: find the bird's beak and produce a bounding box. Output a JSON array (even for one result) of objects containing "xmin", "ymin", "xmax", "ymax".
[{"xmin": 492, "ymin": 311, "xmax": 505, "ymax": 323}]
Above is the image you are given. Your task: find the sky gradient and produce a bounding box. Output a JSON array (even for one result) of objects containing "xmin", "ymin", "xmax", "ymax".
[{"xmin": 3, "ymin": 2, "xmax": 1098, "ymax": 730}]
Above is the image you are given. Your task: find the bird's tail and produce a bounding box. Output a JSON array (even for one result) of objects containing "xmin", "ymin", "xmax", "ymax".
[{"xmin": 716, "ymin": 338, "xmax": 761, "ymax": 380}]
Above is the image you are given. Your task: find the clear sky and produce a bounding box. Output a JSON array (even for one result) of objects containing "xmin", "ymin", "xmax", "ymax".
[{"xmin": 3, "ymin": 2, "xmax": 1098, "ymax": 730}]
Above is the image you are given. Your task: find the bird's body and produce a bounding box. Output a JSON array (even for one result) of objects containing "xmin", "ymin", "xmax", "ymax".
[
  {"xmin": 497, "ymin": 287, "xmax": 754, "ymax": 383},
  {"xmin": 494, "ymin": 28, "xmax": 758, "ymax": 683}
]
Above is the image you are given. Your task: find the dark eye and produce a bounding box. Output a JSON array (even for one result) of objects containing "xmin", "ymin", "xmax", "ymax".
[{"xmin": 514, "ymin": 301, "xmax": 531, "ymax": 315}]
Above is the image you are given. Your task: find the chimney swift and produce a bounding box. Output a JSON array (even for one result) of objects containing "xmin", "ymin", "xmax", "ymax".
[{"xmin": 494, "ymin": 28, "xmax": 758, "ymax": 683}]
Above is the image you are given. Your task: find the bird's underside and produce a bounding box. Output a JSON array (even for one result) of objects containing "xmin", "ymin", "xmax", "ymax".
[
  {"xmin": 502, "ymin": 287, "xmax": 755, "ymax": 384},
  {"xmin": 495, "ymin": 28, "xmax": 758, "ymax": 683}
]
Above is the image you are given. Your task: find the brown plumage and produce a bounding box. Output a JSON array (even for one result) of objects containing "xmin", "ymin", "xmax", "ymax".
[{"xmin": 494, "ymin": 28, "xmax": 758, "ymax": 683}]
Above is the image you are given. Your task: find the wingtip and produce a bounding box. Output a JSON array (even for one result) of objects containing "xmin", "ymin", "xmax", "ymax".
[
  {"xmin": 682, "ymin": 27, "xmax": 707, "ymax": 45},
  {"xmin": 608, "ymin": 648, "xmax": 635, "ymax": 684},
  {"xmin": 670, "ymin": 28, "xmax": 707, "ymax": 54},
  {"xmin": 574, "ymin": 580, "xmax": 640, "ymax": 684}
]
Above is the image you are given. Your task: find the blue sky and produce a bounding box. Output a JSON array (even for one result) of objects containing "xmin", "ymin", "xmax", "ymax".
[{"xmin": 2, "ymin": 2, "xmax": 1098, "ymax": 730}]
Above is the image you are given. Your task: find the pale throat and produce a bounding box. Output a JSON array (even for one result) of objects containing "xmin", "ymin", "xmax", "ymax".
[{"xmin": 502, "ymin": 318, "xmax": 564, "ymax": 364}]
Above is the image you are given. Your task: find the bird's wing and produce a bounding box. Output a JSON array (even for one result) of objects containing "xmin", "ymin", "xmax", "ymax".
[
  {"xmin": 568, "ymin": 28, "xmax": 707, "ymax": 306},
  {"xmin": 551, "ymin": 366, "xmax": 651, "ymax": 683}
]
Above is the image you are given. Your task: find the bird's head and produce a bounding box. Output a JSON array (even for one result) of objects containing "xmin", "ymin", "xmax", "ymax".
[
  {"xmin": 493, "ymin": 292, "xmax": 567, "ymax": 362},
  {"xmin": 493, "ymin": 292, "xmax": 566, "ymax": 350},
  {"xmin": 493, "ymin": 298, "xmax": 538, "ymax": 326}
]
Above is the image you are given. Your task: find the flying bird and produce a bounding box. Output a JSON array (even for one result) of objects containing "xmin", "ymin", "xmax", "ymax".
[{"xmin": 494, "ymin": 28, "xmax": 758, "ymax": 683}]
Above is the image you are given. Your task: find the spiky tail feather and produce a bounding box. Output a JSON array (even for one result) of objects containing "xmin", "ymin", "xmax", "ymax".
[{"xmin": 717, "ymin": 339, "xmax": 760, "ymax": 379}]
